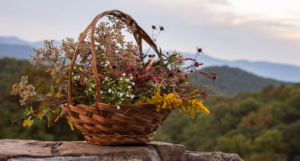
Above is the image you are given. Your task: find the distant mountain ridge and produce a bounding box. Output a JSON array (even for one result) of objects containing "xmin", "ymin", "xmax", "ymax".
[
  {"xmin": 178, "ymin": 52, "xmax": 300, "ymax": 83},
  {"xmin": 0, "ymin": 36, "xmax": 61, "ymax": 48},
  {"xmin": 189, "ymin": 66, "xmax": 290, "ymax": 96},
  {"xmin": 0, "ymin": 36, "xmax": 299, "ymax": 83},
  {"xmin": 0, "ymin": 44, "xmax": 34, "ymax": 60}
]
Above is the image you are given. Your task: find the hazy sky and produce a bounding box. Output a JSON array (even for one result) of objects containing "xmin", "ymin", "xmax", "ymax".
[{"xmin": 0, "ymin": 0, "xmax": 299, "ymax": 66}]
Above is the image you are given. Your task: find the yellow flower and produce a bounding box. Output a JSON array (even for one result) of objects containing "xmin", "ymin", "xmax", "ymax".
[
  {"xmin": 180, "ymin": 82, "xmax": 189, "ymax": 93},
  {"xmin": 135, "ymin": 85, "xmax": 210, "ymax": 119},
  {"xmin": 136, "ymin": 86, "xmax": 182, "ymax": 112},
  {"xmin": 178, "ymin": 98, "xmax": 210, "ymax": 119},
  {"xmin": 189, "ymin": 90, "xmax": 199, "ymax": 96}
]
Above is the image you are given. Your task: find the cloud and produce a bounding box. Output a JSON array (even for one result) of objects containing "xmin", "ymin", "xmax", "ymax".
[{"xmin": 209, "ymin": 0, "xmax": 230, "ymax": 5}]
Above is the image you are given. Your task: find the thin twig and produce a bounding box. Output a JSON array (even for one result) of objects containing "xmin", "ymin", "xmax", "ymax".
[
  {"xmin": 11, "ymin": 96, "xmax": 85, "ymax": 124},
  {"xmin": 12, "ymin": 108, "xmax": 41, "ymax": 124},
  {"xmin": 145, "ymin": 29, "xmax": 154, "ymax": 55},
  {"xmin": 146, "ymin": 29, "xmax": 161, "ymax": 55}
]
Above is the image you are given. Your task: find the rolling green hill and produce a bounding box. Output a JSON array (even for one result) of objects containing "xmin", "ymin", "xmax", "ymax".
[{"xmin": 189, "ymin": 66, "xmax": 290, "ymax": 96}]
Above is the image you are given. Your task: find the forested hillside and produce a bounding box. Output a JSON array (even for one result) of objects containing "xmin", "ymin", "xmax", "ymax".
[
  {"xmin": 0, "ymin": 58, "xmax": 84, "ymax": 141},
  {"xmin": 153, "ymin": 83, "xmax": 300, "ymax": 161}
]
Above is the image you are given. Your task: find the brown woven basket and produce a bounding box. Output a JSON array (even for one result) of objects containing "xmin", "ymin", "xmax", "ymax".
[{"xmin": 61, "ymin": 10, "xmax": 173, "ymax": 145}]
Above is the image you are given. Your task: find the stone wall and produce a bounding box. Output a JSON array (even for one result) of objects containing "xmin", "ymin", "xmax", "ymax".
[{"xmin": 0, "ymin": 139, "xmax": 243, "ymax": 161}]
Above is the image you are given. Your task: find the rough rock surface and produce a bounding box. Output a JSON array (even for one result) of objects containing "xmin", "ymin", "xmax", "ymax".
[
  {"xmin": 183, "ymin": 151, "xmax": 243, "ymax": 161},
  {"xmin": 0, "ymin": 139, "xmax": 243, "ymax": 161},
  {"xmin": 148, "ymin": 142, "xmax": 185, "ymax": 161}
]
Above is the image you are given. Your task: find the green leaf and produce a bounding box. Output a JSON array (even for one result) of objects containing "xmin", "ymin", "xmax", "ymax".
[
  {"xmin": 50, "ymin": 85, "xmax": 54, "ymax": 94},
  {"xmin": 54, "ymin": 108, "xmax": 61, "ymax": 115},
  {"xmin": 30, "ymin": 106, "xmax": 33, "ymax": 112},
  {"xmin": 36, "ymin": 82, "xmax": 47, "ymax": 94},
  {"xmin": 164, "ymin": 62, "xmax": 170, "ymax": 68},
  {"xmin": 46, "ymin": 93, "xmax": 54, "ymax": 97},
  {"xmin": 158, "ymin": 47, "xmax": 162, "ymax": 59},
  {"xmin": 37, "ymin": 108, "xmax": 45, "ymax": 119},
  {"xmin": 68, "ymin": 120, "xmax": 74, "ymax": 131},
  {"xmin": 28, "ymin": 120, "xmax": 34, "ymax": 128},
  {"xmin": 23, "ymin": 108, "xmax": 30, "ymax": 115},
  {"xmin": 54, "ymin": 77, "xmax": 63, "ymax": 88},
  {"xmin": 47, "ymin": 112, "xmax": 54, "ymax": 127},
  {"xmin": 29, "ymin": 95, "xmax": 38, "ymax": 101}
]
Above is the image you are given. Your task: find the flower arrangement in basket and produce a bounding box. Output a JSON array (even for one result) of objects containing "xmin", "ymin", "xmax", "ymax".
[{"xmin": 11, "ymin": 10, "xmax": 219, "ymax": 145}]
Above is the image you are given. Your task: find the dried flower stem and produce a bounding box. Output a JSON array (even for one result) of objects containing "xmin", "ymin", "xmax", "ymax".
[
  {"xmin": 11, "ymin": 96, "xmax": 85, "ymax": 124},
  {"xmin": 11, "ymin": 108, "xmax": 41, "ymax": 124}
]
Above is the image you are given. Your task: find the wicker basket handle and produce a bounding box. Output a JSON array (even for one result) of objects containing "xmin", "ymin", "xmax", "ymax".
[{"xmin": 68, "ymin": 9, "xmax": 160, "ymax": 106}]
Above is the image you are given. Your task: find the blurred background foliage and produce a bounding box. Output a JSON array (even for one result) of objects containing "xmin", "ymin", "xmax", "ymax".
[{"xmin": 1, "ymin": 57, "xmax": 300, "ymax": 161}]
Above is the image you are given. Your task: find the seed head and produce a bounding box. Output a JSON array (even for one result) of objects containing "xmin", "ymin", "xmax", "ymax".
[
  {"xmin": 185, "ymin": 73, "xmax": 189, "ymax": 78},
  {"xmin": 179, "ymin": 78, "xmax": 185, "ymax": 84},
  {"xmin": 159, "ymin": 26, "xmax": 164, "ymax": 31},
  {"xmin": 212, "ymin": 75, "xmax": 217, "ymax": 80},
  {"xmin": 197, "ymin": 47, "xmax": 202, "ymax": 53}
]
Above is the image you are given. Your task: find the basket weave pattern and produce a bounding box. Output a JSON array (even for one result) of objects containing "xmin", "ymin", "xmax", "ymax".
[
  {"xmin": 62, "ymin": 10, "xmax": 171, "ymax": 145},
  {"xmin": 61, "ymin": 103, "xmax": 171, "ymax": 145}
]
